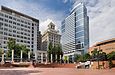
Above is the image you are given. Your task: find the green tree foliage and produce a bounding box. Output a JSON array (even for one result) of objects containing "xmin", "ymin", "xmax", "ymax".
[
  {"xmin": 7, "ymin": 38, "xmax": 16, "ymax": 50},
  {"xmin": 107, "ymin": 51, "xmax": 115, "ymax": 60},
  {"xmin": 20, "ymin": 45, "xmax": 30, "ymax": 59},
  {"xmin": 74, "ymin": 54, "xmax": 81, "ymax": 62},
  {"xmin": 48, "ymin": 42, "xmax": 53, "ymax": 62},
  {"xmin": 83, "ymin": 53, "xmax": 91, "ymax": 61},
  {"xmin": 7, "ymin": 38, "xmax": 30, "ymax": 59},
  {"xmin": 48, "ymin": 42, "xmax": 63, "ymax": 63},
  {"xmin": 7, "ymin": 38, "xmax": 16, "ymax": 57},
  {"xmin": 91, "ymin": 48, "xmax": 104, "ymax": 60},
  {"xmin": 74, "ymin": 53, "xmax": 90, "ymax": 62},
  {"xmin": 107, "ymin": 51, "xmax": 115, "ymax": 68}
]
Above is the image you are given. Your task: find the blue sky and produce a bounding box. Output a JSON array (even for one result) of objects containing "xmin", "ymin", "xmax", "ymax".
[{"xmin": 0, "ymin": 0, "xmax": 115, "ymax": 46}]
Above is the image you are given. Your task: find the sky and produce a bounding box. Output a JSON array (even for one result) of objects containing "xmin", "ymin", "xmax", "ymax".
[{"xmin": 0, "ymin": 0, "xmax": 115, "ymax": 46}]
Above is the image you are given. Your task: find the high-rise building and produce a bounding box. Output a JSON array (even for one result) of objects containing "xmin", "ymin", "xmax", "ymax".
[
  {"xmin": 61, "ymin": 2, "xmax": 89, "ymax": 61},
  {"xmin": 42, "ymin": 22, "xmax": 61, "ymax": 51},
  {"xmin": 37, "ymin": 22, "xmax": 61, "ymax": 63},
  {"xmin": 0, "ymin": 6, "xmax": 39, "ymax": 60}
]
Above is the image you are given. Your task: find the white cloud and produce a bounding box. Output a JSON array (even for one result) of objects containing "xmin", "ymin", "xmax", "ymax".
[
  {"xmin": 40, "ymin": 19, "xmax": 59, "ymax": 34},
  {"xmin": 71, "ymin": 0, "xmax": 115, "ymax": 46},
  {"xmin": 40, "ymin": 19, "xmax": 53, "ymax": 34},
  {"xmin": 88, "ymin": 0, "xmax": 115, "ymax": 46},
  {"xmin": 0, "ymin": 0, "xmax": 115, "ymax": 47},
  {"xmin": 0, "ymin": 0, "xmax": 64, "ymax": 34},
  {"xmin": 63, "ymin": 0, "xmax": 68, "ymax": 3}
]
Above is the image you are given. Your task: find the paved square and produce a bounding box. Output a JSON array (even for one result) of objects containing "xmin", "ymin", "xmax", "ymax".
[{"xmin": 0, "ymin": 68, "xmax": 115, "ymax": 75}]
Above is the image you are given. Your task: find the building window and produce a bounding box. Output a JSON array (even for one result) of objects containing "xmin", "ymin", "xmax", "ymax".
[
  {"xmin": 24, "ymin": 40, "xmax": 26, "ymax": 43},
  {"xmin": 5, "ymin": 19, "xmax": 8, "ymax": 22},
  {"xmin": 21, "ymin": 24, "xmax": 24, "ymax": 27},
  {"xmin": 9, "ymin": 16, "xmax": 12, "ymax": 19},
  {"xmin": 4, "ymin": 32, "xmax": 7, "ymax": 35},
  {"xmin": 21, "ymin": 36, "xmax": 23, "ymax": 38},
  {"xmin": 0, "ymin": 13, "xmax": 4, "ymax": 16},
  {"xmin": 28, "ymin": 22, "xmax": 30, "ymax": 25},
  {"xmin": 28, "ymin": 38, "xmax": 30, "ymax": 40},
  {"xmin": 32, "ymin": 31, "xmax": 34, "ymax": 33},
  {"xmin": 17, "ymin": 35, "xmax": 20, "ymax": 38},
  {"xmin": 9, "ymin": 25, "xmax": 12, "ymax": 28},
  {"xmin": 0, "ymin": 17, "xmax": 3, "ymax": 21},
  {"xmin": 17, "ymin": 39, "xmax": 19, "ymax": 42},
  {"xmin": 17, "ymin": 19, "xmax": 20, "ymax": 22},
  {"xmin": 21, "ymin": 40, "xmax": 23, "ymax": 42},
  {"xmin": 9, "ymin": 33, "xmax": 12, "ymax": 36},
  {"xmin": 13, "ymin": 18, "xmax": 16, "ymax": 20},
  {"xmin": 21, "ymin": 20, "xmax": 24, "ymax": 23},
  {"xmin": 28, "ymin": 26, "xmax": 30, "ymax": 29},
  {"xmin": 13, "ymin": 22, "xmax": 16, "ymax": 25},
  {"xmin": 9, "ymin": 20, "xmax": 12, "ymax": 23},
  {"xmin": 5, "ymin": 15, "xmax": 8, "ymax": 18},
  {"xmin": 13, "ymin": 26, "xmax": 16, "ymax": 29},
  {"xmin": 4, "ymin": 23, "xmax": 8, "ymax": 26},
  {"xmin": 4, "ymin": 28, "xmax": 8, "ymax": 31},
  {"xmin": 13, "ymin": 30, "xmax": 16, "ymax": 33},
  {"xmin": 21, "ymin": 32, "xmax": 23, "ymax": 34},
  {"xmin": 17, "ymin": 23, "xmax": 20, "ymax": 26},
  {"xmin": 0, "ymin": 22, "xmax": 3, "ymax": 25},
  {"xmin": 28, "ymin": 41, "xmax": 30, "ymax": 44},
  {"xmin": 13, "ymin": 34, "xmax": 16, "ymax": 37},
  {"xmin": 4, "ymin": 37, "xmax": 7, "ymax": 40}
]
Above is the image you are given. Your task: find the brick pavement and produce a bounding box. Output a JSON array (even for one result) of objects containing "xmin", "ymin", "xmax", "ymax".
[{"xmin": 0, "ymin": 68, "xmax": 114, "ymax": 75}]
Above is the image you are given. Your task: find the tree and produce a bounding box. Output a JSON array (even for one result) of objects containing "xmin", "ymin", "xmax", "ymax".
[
  {"xmin": 48, "ymin": 42, "xmax": 53, "ymax": 62},
  {"xmin": 20, "ymin": 45, "xmax": 29, "ymax": 59},
  {"xmin": 99, "ymin": 52, "xmax": 107, "ymax": 61},
  {"xmin": 91, "ymin": 48, "xmax": 98, "ymax": 60},
  {"xmin": 52, "ymin": 45, "xmax": 56, "ymax": 62},
  {"xmin": 107, "ymin": 51, "xmax": 115, "ymax": 60},
  {"xmin": 56, "ymin": 44, "xmax": 63, "ymax": 63},
  {"xmin": 107, "ymin": 51, "xmax": 115, "ymax": 68},
  {"xmin": 7, "ymin": 38, "xmax": 16, "ymax": 50},
  {"xmin": 74, "ymin": 54, "xmax": 81, "ymax": 62},
  {"xmin": 7, "ymin": 38, "xmax": 31, "ymax": 61},
  {"xmin": 91, "ymin": 48, "xmax": 107, "ymax": 69},
  {"xmin": 83, "ymin": 53, "xmax": 91, "ymax": 61},
  {"xmin": 47, "ymin": 43, "xmax": 63, "ymax": 63},
  {"xmin": 7, "ymin": 38, "xmax": 16, "ymax": 57}
]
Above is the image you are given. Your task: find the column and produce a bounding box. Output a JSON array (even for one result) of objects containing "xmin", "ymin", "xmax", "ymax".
[
  {"xmin": 12, "ymin": 49, "xmax": 14, "ymax": 63},
  {"xmin": 41, "ymin": 53, "xmax": 43, "ymax": 63},
  {"xmin": 51, "ymin": 54, "xmax": 53, "ymax": 63},
  {"xmin": 35, "ymin": 51, "xmax": 37, "ymax": 61},
  {"xmin": 56, "ymin": 54, "xmax": 57, "ymax": 63},
  {"xmin": 1, "ymin": 49, "xmax": 4, "ymax": 64},
  {"xmin": 45, "ymin": 53, "xmax": 47, "ymax": 64},
  {"xmin": 60, "ymin": 55, "xmax": 61, "ymax": 63},
  {"xmin": 20, "ymin": 50, "xmax": 23, "ymax": 62},
  {"xmin": 28, "ymin": 51, "xmax": 30, "ymax": 61}
]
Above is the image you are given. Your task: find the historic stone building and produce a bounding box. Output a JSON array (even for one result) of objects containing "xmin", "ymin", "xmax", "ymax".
[{"xmin": 37, "ymin": 22, "xmax": 61, "ymax": 63}]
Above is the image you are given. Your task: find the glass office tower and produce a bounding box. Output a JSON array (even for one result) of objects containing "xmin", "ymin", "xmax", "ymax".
[{"xmin": 61, "ymin": 2, "xmax": 89, "ymax": 62}]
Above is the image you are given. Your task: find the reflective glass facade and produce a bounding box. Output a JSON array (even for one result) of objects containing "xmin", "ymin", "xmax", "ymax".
[{"xmin": 61, "ymin": 3, "xmax": 89, "ymax": 58}]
